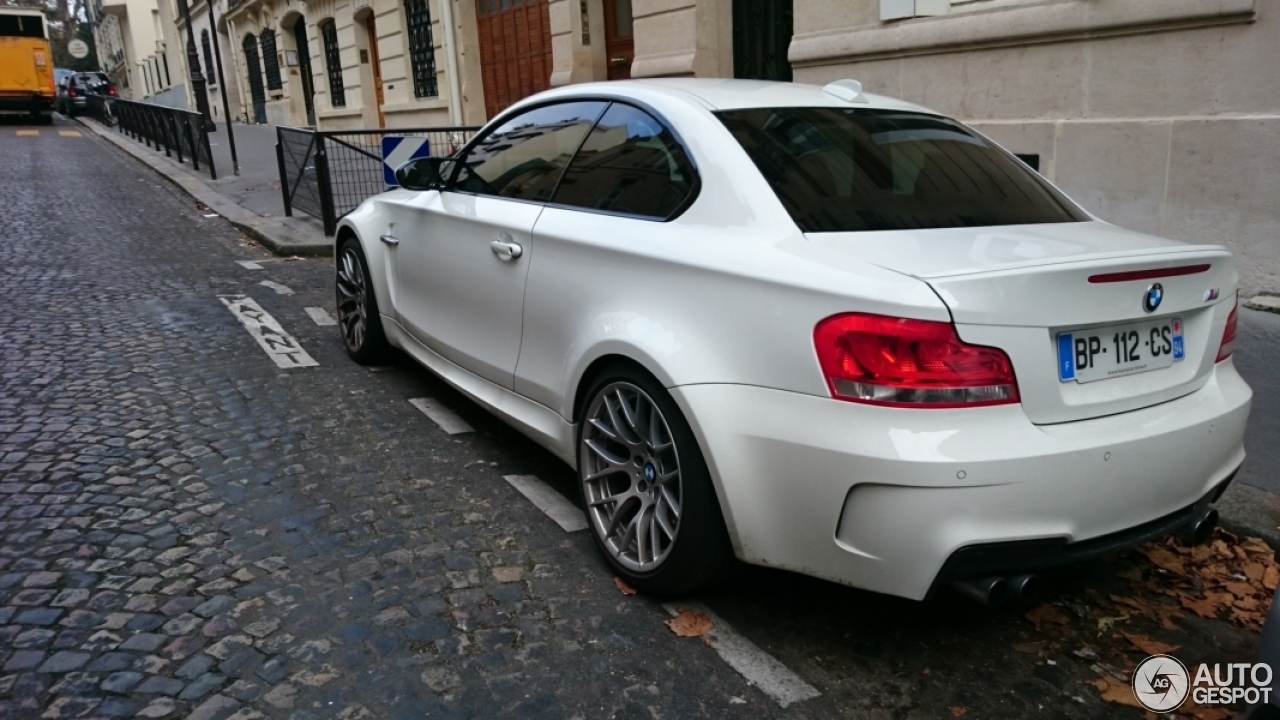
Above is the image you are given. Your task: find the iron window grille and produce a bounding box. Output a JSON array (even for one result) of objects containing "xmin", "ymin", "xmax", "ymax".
[
  {"xmin": 261, "ymin": 29, "xmax": 282, "ymax": 90},
  {"xmin": 320, "ymin": 20, "xmax": 345, "ymax": 107},
  {"xmin": 404, "ymin": 0, "xmax": 438, "ymax": 98},
  {"xmin": 201, "ymin": 30, "xmax": 217, "ymax": 85}
]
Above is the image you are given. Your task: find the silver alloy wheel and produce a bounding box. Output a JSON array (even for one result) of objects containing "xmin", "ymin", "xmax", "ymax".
[
  {"xmin": 580, "ymin": 381, "xmax": 683, "ymax": 572},
  {"xmin": 335, "ymin": 246, "xmax": 368, "ymax": 353}
]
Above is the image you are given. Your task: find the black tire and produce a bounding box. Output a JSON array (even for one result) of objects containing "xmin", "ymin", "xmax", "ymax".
[
  {"xmin": 335, "ymin": 236, "xmax": 389, "ymax": 364},
  {"xmin": 577, "ymin": 364, "xmax": 736, "ymax": 597}
]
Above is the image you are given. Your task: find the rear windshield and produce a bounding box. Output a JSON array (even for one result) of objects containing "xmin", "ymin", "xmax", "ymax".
[
  {"xmin": 0, "ymin": 14, "xmax": 45, "ymax": 38},
  {"xmin": 718, "ymin": 107, "xmax": 1088, "ymax": 233}
]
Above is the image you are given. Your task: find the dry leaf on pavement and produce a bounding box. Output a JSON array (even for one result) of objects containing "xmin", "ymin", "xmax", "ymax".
[
  {"xmin": 1025, "ymin": 603, "xmax": 1073, "ymax": 633},
  {"xmin": 1120, "ymin": 633, "xmax": 1179, "ymax": 656},
  {"xmin": 613, "ymin": 577, "xmax": 637, "ymax": 596},
  {"xmin": 950, "ymin": 706, "xmax": 967, "ymax": 717},
  {"xmin": 665, "ymin": 607, "xmax": 712, "ymax": 638},
  {"xmin": 1088, "ymin": 675, "xmax": 1145, "ymax": 709}
]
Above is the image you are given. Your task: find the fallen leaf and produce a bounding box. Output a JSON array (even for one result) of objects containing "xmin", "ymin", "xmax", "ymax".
[
  {"xmin": 950, "ymin": 706, "xmax": 967, "ymax": 717},
  {"xmin": 1141, "ymin": 546, "xmax": 1187, "ymax": 574},
  {"xmin": 1240, "ymin": 537, "xmax": 1274, "ymax": 557},
  {"xmin": 1025, "ymin": 603, "xmax": 1073, "ymax": 633},
  {"xmin": 1180, "ymin": 593, "xmax": 1232, "ymax": 619},
  {"xmin": 1225, "ymin": 581, "xmax": 1257, "ymax": 599},
  {"xmin": 613, "ymin": 577, "xmax": 637, "ymax": 596},
  {"xmin": 1265, "ymin": 565, "xmax": 1280, "ymax": 591},
  {"xmin": 1013, "ymin": 641, "xmax": 1046, "ymax": 654},
  {"xmin": 1116, "ymin": 567, "xmax": 1144, "ymax": 582},
  {"xmin": 665, "ymin": 607, "xmax": 712, "ymax": 638},
  {"xmin": 1121, "ymin": 633, "xmax": 1180, "ymax": 656},
  {"xmin": 1088, "ymin": 676, "xmax": 1145, "ymax": 709},
  {"xmin": 1097, "ymin": 615, "xmax": 1129, "ymax": 634}
]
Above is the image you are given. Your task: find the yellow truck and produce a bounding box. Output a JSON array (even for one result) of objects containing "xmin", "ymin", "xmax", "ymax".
[{"xmin": 0, "ymin": 8, "xmax": 55, "ymax": 123}]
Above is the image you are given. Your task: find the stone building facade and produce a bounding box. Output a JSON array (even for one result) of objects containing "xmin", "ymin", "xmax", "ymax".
[{"xmin": 159, "ymin": 0, "xmax": 1277, "ymax": 289}]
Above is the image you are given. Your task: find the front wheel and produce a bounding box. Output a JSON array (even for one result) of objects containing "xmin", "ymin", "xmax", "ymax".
[
  {"xmin": 578, "ymin": 367, "xmax": 735, "ymax": 596},
  {"xmin": 335, "ymin": 236, "xmax": 389, "ymax": 364}
]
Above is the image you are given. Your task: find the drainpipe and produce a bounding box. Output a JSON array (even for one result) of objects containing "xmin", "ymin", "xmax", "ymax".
[{"xmin": 438, "ymin": 0, "xmax": 462, "ymax": 124}]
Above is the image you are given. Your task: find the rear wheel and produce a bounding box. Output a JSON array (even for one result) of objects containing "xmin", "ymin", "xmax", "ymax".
[
  {"xmin": 578, "ymin": 366, "xmax": 735, "ymax": 596},
  {"xmin": 335, "ymin": 236, "xmax": 389, "ymax": 364}
]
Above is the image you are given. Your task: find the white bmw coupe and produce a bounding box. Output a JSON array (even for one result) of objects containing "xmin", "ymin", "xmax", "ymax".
[{"xmin": 333, "ymin": 79, "xmax": 1251, "ymax": 604}]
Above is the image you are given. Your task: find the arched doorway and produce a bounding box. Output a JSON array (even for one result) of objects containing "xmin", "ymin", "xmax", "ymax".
[
  {"xmin": 291, "ymin": 17, "xmax": 316, "ymax": 126},
  {"xmin": 242, "ymin": 33, "xmax": 268, "ymax": 123}
]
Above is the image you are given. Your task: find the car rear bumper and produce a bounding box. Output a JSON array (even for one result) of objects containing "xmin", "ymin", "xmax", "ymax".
[{"xmin": 671, "ymin": 360, "xmax": 1251, "ymax": 600}]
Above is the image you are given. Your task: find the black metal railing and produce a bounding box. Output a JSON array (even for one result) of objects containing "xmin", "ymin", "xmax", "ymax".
[
  {"xmin": 113, "ymin": 99, "xmax": 217, "ymax": 180},
  {"xmin": 276, "ymin": 125, "xmax": 479, "ymax": 236},
  {"xmin": 84, "ymin": 94, "xmax": 117, "ymax": 127}
]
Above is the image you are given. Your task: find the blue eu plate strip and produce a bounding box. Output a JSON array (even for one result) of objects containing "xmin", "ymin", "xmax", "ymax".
[{"xmin": 1057, "ymin": 333, "xmax": 1075, "ymax": 382}]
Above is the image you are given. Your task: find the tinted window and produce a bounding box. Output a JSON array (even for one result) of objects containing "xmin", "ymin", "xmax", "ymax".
[
  {"xmin": 455, "ymin": 101, "xmax": 607, "ymax": 202},
  {"xmin": 552, "ymin": 103, "xmax": 696, "ymax": 219},
  {"xmin": 0, "ymin": 14, "xmax": 44, "ymax": 38},
  {"xmin": 719, "ymin": 107, "xmax": 1087, "ymax": 232}
]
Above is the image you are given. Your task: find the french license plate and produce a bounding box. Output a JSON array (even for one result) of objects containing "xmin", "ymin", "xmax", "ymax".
[{"xmin": 1057, "ymin": 317, "xmax": 1184, "ymax": 383}]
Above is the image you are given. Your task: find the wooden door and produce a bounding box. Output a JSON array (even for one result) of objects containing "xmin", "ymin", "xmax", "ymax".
[
  {"xmin": 603, "ymin": 0, "xmax": 633, "ymax": 80},
  {"xmin": 476, "ymin": 0, "xmax": 551, "ymax": 120},
  {"xmin": 366, "ymin": 16, "xmax": 385, "ymax": 127}
]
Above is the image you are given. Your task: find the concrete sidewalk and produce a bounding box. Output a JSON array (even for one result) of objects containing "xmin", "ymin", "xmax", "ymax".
[{"xmin": 77, "ymin": 115, "xmax": 331, "ymax": 256}]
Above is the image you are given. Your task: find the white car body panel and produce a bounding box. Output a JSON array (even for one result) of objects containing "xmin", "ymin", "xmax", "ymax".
[{"xmin": 336, "ymin": 78, "xmax": 1252, "ymax": 600}]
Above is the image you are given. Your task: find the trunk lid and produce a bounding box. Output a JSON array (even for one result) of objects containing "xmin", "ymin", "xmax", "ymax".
[{"xmin": 805, "ymin": 222, "xmax": 1238, "ymax": 424}]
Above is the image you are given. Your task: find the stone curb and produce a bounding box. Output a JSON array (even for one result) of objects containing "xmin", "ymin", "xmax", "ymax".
[
  {"xmin": 76, "ymin": 117, "xmax": 332, "ymax": 258},
  {"xmin": 1246, "ymin": 294, "xmax": 1280, "ymax": 314}
]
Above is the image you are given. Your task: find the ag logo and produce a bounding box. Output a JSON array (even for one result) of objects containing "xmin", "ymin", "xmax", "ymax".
[{"xmin": 1133, "ymin": 654, "xmax": 1190, "ymax": 712}]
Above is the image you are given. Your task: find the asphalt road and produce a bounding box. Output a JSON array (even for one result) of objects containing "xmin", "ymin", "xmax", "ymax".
[{"xmin": 0, "ymin": 115, "xmax": 1270, "ymax": 720}]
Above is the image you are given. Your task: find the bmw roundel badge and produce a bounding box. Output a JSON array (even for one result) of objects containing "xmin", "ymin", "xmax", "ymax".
[{"xmin": 1144, "ymin": 283, "xmax": 1164, "ymax": 313}]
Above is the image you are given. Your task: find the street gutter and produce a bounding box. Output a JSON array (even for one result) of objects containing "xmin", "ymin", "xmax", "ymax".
[{"xmin": 76, "ymin": 116, "xmax": 332, "ymax": 258}]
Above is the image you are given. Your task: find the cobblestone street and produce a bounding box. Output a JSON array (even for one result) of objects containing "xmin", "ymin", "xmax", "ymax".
[{"xmin": 0, "ymin": 117, "xmax": 1272, "ymax": 720}]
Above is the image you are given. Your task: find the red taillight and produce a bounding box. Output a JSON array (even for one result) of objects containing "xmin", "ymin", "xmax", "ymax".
[
  {"xmin": 814, "ymin": 313, "xmax": 1020, "ymax": 408},
  {"xmin": 108, "ymin": 86, "xmax": 116, "ymax": 96},
  {"xmin": 67, "ymin": 87, "xmax": 77, "ymax": 97},
  {"xmin": 1216, "ymin": 293, "xmax": 1238, "ymax": 362}
]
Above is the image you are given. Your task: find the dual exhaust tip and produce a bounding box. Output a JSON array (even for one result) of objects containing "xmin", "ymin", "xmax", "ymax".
[
  {"xmin": 952, "ymin": 574, "xmax": 1040, "ymax": 608},
  {"xmin": 951, "ymin": 506, "xmax": 1219, "ymax": 608}
]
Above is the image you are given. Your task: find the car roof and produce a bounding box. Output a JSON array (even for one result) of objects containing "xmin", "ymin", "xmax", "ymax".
[{"xmin": 536, "ymin": 78, "xmax": 940, "ymax": 116}]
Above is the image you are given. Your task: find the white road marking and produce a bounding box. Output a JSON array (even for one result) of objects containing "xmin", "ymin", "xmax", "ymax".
[
  {"xmin": 503, "ymin": 474, "xmax": 589, "ymax": 532},
  {"xmin": 218, "ymin": 295, "xmax": 319, "ymax": 369},
  {"xmin": 305, "ymin": 307, "xmax": 337, "ymax": 326},
  {"xmin": 661, "ymin": 602, "xmax": 821, "ymax": 708},
  {"xmin": 260, "ymin": 280, "xmax": 295, "ymax": 295},
  {"xmin": 409, "ymin": 397, "xmax": 474, "ymax": 435},
  {"xmin": 236, "ymin": 260, "xmax": 264, "ymax": 270}
]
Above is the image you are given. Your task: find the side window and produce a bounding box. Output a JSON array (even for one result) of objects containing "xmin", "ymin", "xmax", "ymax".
[
  {"xmin": 552, "ymin": 103, "xmax": 697, "ymax": 220},
  {"xmin": 454, "ymin": 101, "xmax": 607, "ymax": 202}
]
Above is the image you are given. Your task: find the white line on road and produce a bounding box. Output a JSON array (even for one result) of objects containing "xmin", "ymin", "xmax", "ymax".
[
  {"xmin": 503, "ymin": 474, "xmax": 589, "ymax": 532},
  {"xmin": 305, "ymin": 307, "xmax": 338, "ymax": 326},
  {"xmin": 260, "ymin": 280, "xmax": 295, "ymax": 295},
  {"xmin": 219, "ymin": 295, "xmax": 319, "ymax": 369},
  {"xmin": 409, "ymin": 397, "xmax": 474, "ymax": 435},
  {"xmin": 662, "ymin": 602, "xmax": 821, "ymax": 708},
  {"xmin": 235, "ymin": 260, "xmax": 264, "ymax": 270}
]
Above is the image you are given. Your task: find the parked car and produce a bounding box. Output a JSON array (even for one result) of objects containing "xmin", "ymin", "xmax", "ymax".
[
  {"xmin": 333, "ymin": 79, "xmax": 1252, "ymax": 602},
  {"xmin": 57, "ymin": 70, "xmax": 113, "ymax": 117}
]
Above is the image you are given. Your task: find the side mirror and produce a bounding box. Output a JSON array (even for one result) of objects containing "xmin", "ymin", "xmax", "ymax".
[{"xmin": 394, "ymin": 157, "xmax": 450, "ymax": 191}]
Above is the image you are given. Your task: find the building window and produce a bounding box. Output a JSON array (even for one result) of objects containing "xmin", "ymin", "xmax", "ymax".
[
  {"xmin": 201, "ymin": 30, "xmax": 217, "ymax": 84},
  {"xmin": 404, "ymin": 0, "xmax": 438, "ymax": 98},
  {"xmin": 260, "ymin": 28, "xmax": 282, "ymax": 90},
  {"xmin": 320, "ymin": 20, "xmax": 345, "ymax": 107},
  {"xmin": 161, "ymin": 52, "xmax": 171, "ymax": 87}
]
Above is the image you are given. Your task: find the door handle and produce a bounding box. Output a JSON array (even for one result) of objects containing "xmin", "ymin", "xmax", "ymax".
[
  {"xmin": 380, "ymin": 234, "xmax": 399, "ymax": 246},
  {"xmin": 609, "ymin": 56, "xmax": 629, "ymax": 66},
  {"xmin": 489, "ymin": 239, "xmax": 523, "ymax": 261}
]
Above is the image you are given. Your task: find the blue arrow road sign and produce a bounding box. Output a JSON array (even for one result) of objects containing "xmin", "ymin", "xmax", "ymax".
[{"xmin": 381, "ymin": 136, "xmax": 432, "ymax": 187}]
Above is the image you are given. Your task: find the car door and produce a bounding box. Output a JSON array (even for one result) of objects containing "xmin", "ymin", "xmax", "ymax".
[
  {"xmin": 514, "ymin": 102, "xmax": 702, "ymax": 410},
  {"xmin": 391, "ymin": 100, "xmax": 608, "ymax": 389}
]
